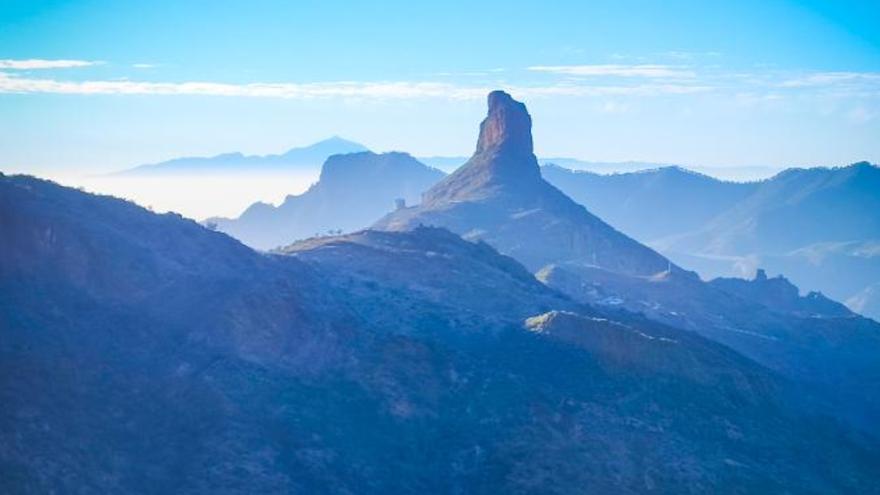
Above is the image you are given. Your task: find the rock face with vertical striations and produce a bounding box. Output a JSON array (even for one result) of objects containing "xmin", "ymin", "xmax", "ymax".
[{"xmin": 375, "ymin": 90, "xmax": 673, "ymax": 276}]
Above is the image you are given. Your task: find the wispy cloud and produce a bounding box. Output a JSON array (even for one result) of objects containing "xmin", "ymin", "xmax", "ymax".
[
  {"xmin": 778, "ymin": 71, "xmax": 880, "ymax": 88},
  {"xmin": 529, "ymin": 64, "xmax": 695, "ymax": 79},
  {"xmin": 0, "ymin": 59, "xmax": 103, "ymax": 70},
  {"xmin": 132, "ymin": 63, "xmax": 158, "ymax": 69},
  {"xmin": 0, "ymin": 73, "xmax": 486, "ymax": 99},
  {"xmin": 1, "ymin": 65, "xmax": 876, "ymax": 102},
  {"xmin": 0, "ymin": 70, "xmax": 718, "ymax": 100}
]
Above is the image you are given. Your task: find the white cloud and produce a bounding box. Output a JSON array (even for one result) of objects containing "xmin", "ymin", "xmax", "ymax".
[
  {"xmin": 778, "ymin": 71, "xmax": 880, "ymax": 88},
  {"xmin": 0, "ymin": 71, "xmax": 718, "ymax": 100},
  {"xmin": 0, "ymin": 59, "xmax": 102, "ymax": 69},
  {"xmin": 528, "ymin": 64, "xmax": 695, "ymax": 79},
  {"xmin": 513, "ymin": 83, "xmax": 712, "ymax": 98},
  {"xmin": 132, "ymin": 63, "xmax": 158, "ymax": 69},
  {"xmin": 0, "ymin": 72, "xmax": 487, "ymax": 99},
  {"xmin": 3, "ymin": 66, "xmax": 874, "ymax": 102}
]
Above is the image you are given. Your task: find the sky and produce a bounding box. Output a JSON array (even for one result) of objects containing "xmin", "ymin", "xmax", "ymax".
[{"xmin": 1, "ymin": 0, "xmax": 879, "ymax": 180}]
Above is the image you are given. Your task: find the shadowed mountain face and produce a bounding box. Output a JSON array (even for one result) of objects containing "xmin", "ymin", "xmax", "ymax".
[
  {"xmin": 210, "ymin": 151, "xmax": 444, "ymax": 250},
  {"xmin": 543, "ymin": 161, "xmax": 880, "ymax": 320},
  {"xmin": 3, "ymin": 173, "xmax": 880, "ymax": 493},
  {"xmin": 115, "ymin": 136, "xmax": 368, "ymax": 176},
  {"xmin": 376, "ymin": 91, "xmax": 672, "ymax": 277}
]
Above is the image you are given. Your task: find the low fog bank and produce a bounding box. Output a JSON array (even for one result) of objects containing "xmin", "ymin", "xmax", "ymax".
[{"xmin": 45, "ymin": 171, "xmax": 320, "ymax": 220}]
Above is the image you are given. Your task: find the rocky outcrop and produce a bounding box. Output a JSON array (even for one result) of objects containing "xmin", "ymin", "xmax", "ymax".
[
  {"xmin": 710, "ymin": 268, "xmax": 854, "ymax": 318},
  {"xmin": 376, "ymin": 91, "xmax": 673, "ymax": 276}
]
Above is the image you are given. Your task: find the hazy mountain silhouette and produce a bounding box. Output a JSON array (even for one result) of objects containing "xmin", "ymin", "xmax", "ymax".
[
  {"xmin": 115, "ymin": 136, "xmax": 368, "ymax": 175},
  {"xmin": 666, "ymin": 162, "xmax": 880, "ymax": 255},
  {"xmin": 209, "ymin": 151, "xmax": 444, "ymax": 250},
  {"xmin": 542, "ymin": 164, "xmax": 758, "ymax": 242},
  {"xmin": 420, "ymin": 156, "xmax": 781, "ymax": 181},
  {"xmin": 4, "ymin": 172, "xmax": 880, "ymax": 493},
  {"xmin": 544, "ymin": 161, "xmax": 880, "ymax": 320}
]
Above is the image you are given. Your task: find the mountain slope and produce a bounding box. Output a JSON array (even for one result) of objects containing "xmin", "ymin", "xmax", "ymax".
[
  {"xmin": 376, "ymin": 91, "xmax": 672, "ymax": 277},
  {"xmin": 3, "ymin": 173, "xmax": 880, "ymax": 493},
  {"xmin": 542, "ymin": 161, "xmax": 880, "ymax": 321},
  {"xmin": 210, "ymin": 151, "xmax": 444, "ymax": 250},
  {"xmin": 116, "ymin": 136, "xmax": 368, "ymax": 176},
  {"xmin": 660, "ymin": 162, "xmax": 880, "ymax": 319},
  {"xmin": 542, "ymin": 165, "xmax": 758, "ymax": 242},
  {"xmin": 665, "ymin": 162, "xmax": 880, "ymax": 255}
]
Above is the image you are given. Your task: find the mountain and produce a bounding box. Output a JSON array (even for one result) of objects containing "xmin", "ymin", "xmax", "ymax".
[
  {"xmin": 421, "ymin": 156, "xmax": 781, "ymax": 181},
  {"xmin": 544, "ymin": 162, "xmax": 880, "ymax": 321},
  {"xmin": 3, "ymin": 173, "xmax": 880, "ymax": 493},
  {"xmin": 377, "ymin": 90, "xmax": 673, "ymax": 277},
  {"xmin": 115, "ymin": 136, "xmax": 368, "ymax": 176},
  {"xmin": 542, "ymin": 165, "xmax": 758, "ymax": 242},
  {"xmin": 209, "ymin": 151, "xmax": 445, "ymax": 250},
  {"xmin": 665, "ymin": 162, "xmax": 880, "ymax": 255},
  {"xmin": 377, "ymin": 91, "xmax": 880, "ymax": 434}
]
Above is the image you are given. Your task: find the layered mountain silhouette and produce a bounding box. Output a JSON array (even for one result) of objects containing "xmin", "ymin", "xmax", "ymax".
[
  {"xmin": 4, "ymin": 172, "xmax": 880, "ymax": 493},
  {"xmin": 377, "ymin": 91, "xmax": 880, "ymax": 433},
  {"xmin": 545, "ymin": 161, "xmax": 880, "ymax": 320},
  {"xmin": 209, "ymin": 151, "xmax": 444, "ymax": 250},
  {"xmin": 116, "ymin": 136, "xmax": 368, "ymax": 175},
  {"xmin": 542, "ymin": 165, "xmax": 758, "ymax": 242},
  {"xmin": 420, "ymin": 156, "xmax": 781, "ymax": 181}
]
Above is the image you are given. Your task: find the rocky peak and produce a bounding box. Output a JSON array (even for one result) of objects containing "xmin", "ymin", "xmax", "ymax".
[
  {"xmin": 475, "ymin": 90, "xmax": 534, "ymax": 156},
  {"xmin": 421, "ymin": 91, "xmax": 542, "ymax": 204}
]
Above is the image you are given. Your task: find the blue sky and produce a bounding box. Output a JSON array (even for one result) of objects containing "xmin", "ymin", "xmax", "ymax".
[{"xmin": 2, "ymin": 0, "xmax": 879, "ymax": 174}]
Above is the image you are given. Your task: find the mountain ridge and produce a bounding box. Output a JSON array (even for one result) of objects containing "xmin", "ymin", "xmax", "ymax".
[
  {"xmin": 209, "ymin": 151, "xmax": 444, "ymax": 250},
  {"xmin": 114, "ymin": 136, "xmax": 368, "ymax": 176}
]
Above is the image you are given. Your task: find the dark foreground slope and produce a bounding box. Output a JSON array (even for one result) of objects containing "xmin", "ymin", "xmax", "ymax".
[{"xmin": 2, "ymin": 174, "xmax": 879, "ymax": 494}]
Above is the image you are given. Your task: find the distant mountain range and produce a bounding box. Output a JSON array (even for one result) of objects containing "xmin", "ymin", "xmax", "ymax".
[
  {"xmin": 115, "ymin": 137, "xmax": 779, "ymax": 181},
  {"xmin": 543, "ymin": 162, "xmax": 880, "ymax": 320},
  {"xmin": 115, "ymin": 136, "xmax": 368, "ymax": 175},
  {"xmin": 208, "ymin": 151, "xmax": 444, "ymax": 250},
  {"xmin": 421, "ymin": 156, "xmax": 782, "ymax": 180}
]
